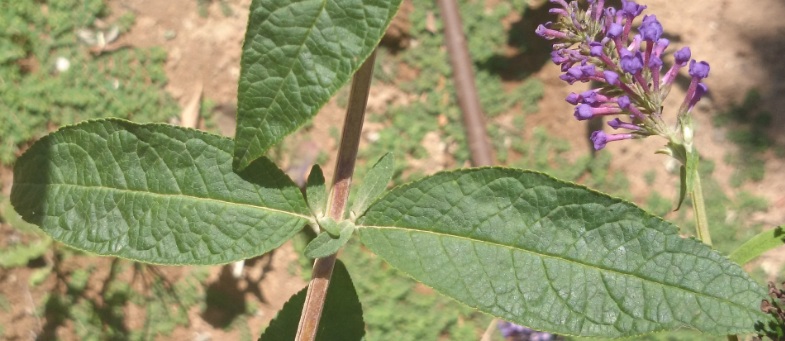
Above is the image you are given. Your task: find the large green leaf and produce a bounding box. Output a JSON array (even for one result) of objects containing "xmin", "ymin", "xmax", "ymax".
[
  {"xmin": 11, "ymin": 119, "xmax": 311, "ymax": 265},
  {"xmin": 357, "ymin": 168, "xmax": 768, "ymax": 338},
  {"xmin": 233, "ymin": 0, "xmax": 403, "ymax": 169},
  {"xmin": 258, "ymin": 259, "xmax": 365, "ymax": 341}
]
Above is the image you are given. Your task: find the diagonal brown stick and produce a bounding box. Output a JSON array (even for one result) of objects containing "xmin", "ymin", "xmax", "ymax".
[
  {"xmin": 437, "ymin": 0, "xmax": 494, "ymax": 167},
  {"xmin": 294, "ymin": 50, "xmax": 378, "ymax": 341}
]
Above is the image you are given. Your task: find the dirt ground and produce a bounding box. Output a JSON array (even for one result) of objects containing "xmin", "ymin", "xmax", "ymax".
[{"xmin": 1, "ymin": 0, "xmax": 784, "ymax": 339}]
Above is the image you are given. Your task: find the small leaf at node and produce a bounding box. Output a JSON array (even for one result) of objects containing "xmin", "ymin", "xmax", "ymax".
[
  {"xmin": 305, "ymin": 220, "xmax": 354, "ymax": 259},
  {"xmin": 351, "ymin": 152, "xmax": 394, "ymax": 219},
  {"xmin": 306, "ymin": 165, "xmax": 327, "ymax": 217}
]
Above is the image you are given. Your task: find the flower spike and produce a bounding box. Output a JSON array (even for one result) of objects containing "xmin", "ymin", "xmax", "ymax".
[{"xmin": 536, "ymin": 0, "xmax": 709, "ymax": 152}]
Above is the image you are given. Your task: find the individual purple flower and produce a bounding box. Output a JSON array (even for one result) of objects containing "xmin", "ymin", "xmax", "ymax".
[
  {"xmin": 674, "ymin": 47, "xmax": 691, "ymax": 65},
  {"xmin": 620, "ymin": 0, "xmax": 646, "ymax": 18},
  {"xmin": 689, "ymin": 60, "xmax": 710, "ymax": 79},
  {"xmin": 620, "ymin": 52, "xmax": 644, "ymax": 74},
  {"xmin": 639, "ymin": 15, "xmax": 663, "ymax": 41}
]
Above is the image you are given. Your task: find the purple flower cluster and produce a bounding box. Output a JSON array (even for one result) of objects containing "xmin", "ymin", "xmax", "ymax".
[
  {"xmin": 498, "ymin": 321, "xmax": 561, "ymax": 341},
  {"xmin": 536, "ymin": 0, "xmax": 710, "ymax": 150}
]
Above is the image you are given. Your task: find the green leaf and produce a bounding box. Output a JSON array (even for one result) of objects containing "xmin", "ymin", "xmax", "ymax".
[
  {"xmin": 357, "ymin": 168, "xmax": 768, "ymax": 338},
  {"xmin": 730, "ymin": 226, "xmax": 785, "ymax": 265},
  {"xmin": 676, "ymin": 164, "xmax": 687, "ymax": 211},
  {"xmin": 306, "ymin": 165, "xmax": 327, "ymax": 217},
  {"xmin": 11, "ymin": 119, "xmax": 311, "ymax": 265},
  {"xmin": 258, "ymin": 259, "xmax": 365, "ymax": 341},
  {"xmin": 233, "ymin": 0, "xmax": 403, "ymax": 169},
  {"xmin": 305, "ymin": 219, "xmax": 355, "ymax": 258},
  {"xmin": 350, "ymin": 152, "xmax": 394, "ymax": 219}
]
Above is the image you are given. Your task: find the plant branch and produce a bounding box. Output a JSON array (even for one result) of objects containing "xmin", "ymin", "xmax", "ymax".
[
  {"xmin": 294, "ymin": 49, "xmax": 378, "ymax": 341},
  {"xmin": 437, "ymin": 0, "xmax": 494, "ymax": 167}
]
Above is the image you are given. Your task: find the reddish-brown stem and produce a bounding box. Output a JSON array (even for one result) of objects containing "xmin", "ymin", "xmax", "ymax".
[
  {"xmin": 294, "ymin": 49, "xmax": 378, "ymax": 341},
  {"xmin": 437, "ymin": 0, "xmax": 494, "ymax": 167}
]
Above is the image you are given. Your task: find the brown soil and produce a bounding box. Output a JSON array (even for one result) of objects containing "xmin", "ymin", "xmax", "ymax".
[{"xmin": 2, "ymin": 0, "xmax": 785, "ymax": 339}]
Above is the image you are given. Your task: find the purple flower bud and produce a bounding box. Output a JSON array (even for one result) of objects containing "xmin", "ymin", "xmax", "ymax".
[
  {"xmin": 559, "ymin": 73, "xmax": 577, "ymax": 84},
  {"xmin": 648, "ymin": 55, "xmax": 663, "ymax": 69},
  {"xmin": 567, "ymin": 66, "xmax": 583, "ymax": 78},
  {"xmin": 589, "ymin": 42, "xmax": 604, "ymax": 57},
  {"xmin": 608, "ymin": 118, "xmax": 641, "ymax": 130},
  {"xmin": 565, "ymin": 92, "xmax": 581, "ymax": 105},
  {"xmin": 590, "ymin": 130, "xmax": 634, "ymax": 150},
  {"xmin": 536, "ymin": 23, "xmax": 569, "ymax": 40},
  {"xmin": 639, "ymin": 15, "xmax": 663, "ymax": 41},
  {"xmin": 653, "ymin": 38, "xmax": 669, "ymax": 57},
  {"xmin": 606, "ymin": 23, "xmax": 623, "ymax": 38},
  {"xmin": 581, "ymin": 91, "xmax": 599, "ymax": 105},
  {"xmin": 687, "ymin": 82, "xmax": 708, "ymax": 111},
  {"xmin": 603, "ymin": 70, "xmax": 619, "ymax": 85},
  {"xmin": 620, "ymin": 52, "xmax": 644, "ymax": 74},
  {"xmin": 551, "ymin": 50, "xmax": 569, "ymax": 65},
  {"xmin": 580, "ymin": 64, "xmax": 596, "ymax": 77},
  {"xmin": 549, "ymin": 0, "xmax": 569, "ymax": 9},
  {"xmin": 689, "ymin": 60, "xmax": 710, "ymax": 79},
  {"xmin": 549, "ymin": 7, "xmax": 569, "ymax": 16},
  {"xmin": 617, "ymin": 95, "xmax": 631, "ymax": 109},
  {"xmin": 620, "ymin": 0, "xmax": 646, "ymax": 18},
  {"xmin": 604, "ymin": 7, "xmax": 617, "ymax": 23},
  {"xmin": 575, "ymin": 104, "xmax": 595, "ymax": 120},
  {"xmin": 575, "ymin": 104, "xmax": 622, "ymax": 120},
  {"xmin": 674, "ymin": 47, "xmax": 691, "ymax": 66}
]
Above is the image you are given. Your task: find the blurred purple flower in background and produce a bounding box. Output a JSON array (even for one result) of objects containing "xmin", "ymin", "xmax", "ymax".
[{"xmin": 497, "ymin": 321, "xmax": 562, "ymax": 341}]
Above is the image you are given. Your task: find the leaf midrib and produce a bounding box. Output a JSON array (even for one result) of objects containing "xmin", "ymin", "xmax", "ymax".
[
  {"xmin": 16, "ymin": 182, "xmax": 313, "ymax": 221},
  {"xmin": 358, "ymin": 224, "xmax": 761, "ymax": 314}
]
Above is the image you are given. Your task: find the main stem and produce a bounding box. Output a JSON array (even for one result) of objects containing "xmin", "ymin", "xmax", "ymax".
[
  {"xmin": 690, "ymin": 163, "xmax": 712, "ymax": 246},
  {"xmin": 294, "ymin": 50, "xmax": 377, "ymax": 341}
]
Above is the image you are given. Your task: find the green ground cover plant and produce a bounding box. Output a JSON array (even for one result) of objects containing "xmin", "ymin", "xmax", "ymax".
[
  {"xmin": 6, "ymin": 0, "xmax": 785, "ymax": 340},
  {"xmin": 0, "ymin": 0, "xmax": 177, "ymax": 165}
]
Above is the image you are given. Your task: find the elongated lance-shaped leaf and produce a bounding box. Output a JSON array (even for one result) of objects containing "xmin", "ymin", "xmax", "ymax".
[
  {"xmin": 357, "ymin": 168, "xmax": 769, "ymax": 338},
  {"xmin": 234, "ymin": 0, "xmax": 403, "ymax": 170},
  {"xmin": 730, "ymin": 226, "xmax": 785, "ymax": 265},
  {"xmin": 11, "ymin": 119, "xmax": 311, "ymax": 265},
  {"xmin": 258, "ymin": 259, "xmax": 365, "ymax": 341}
]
